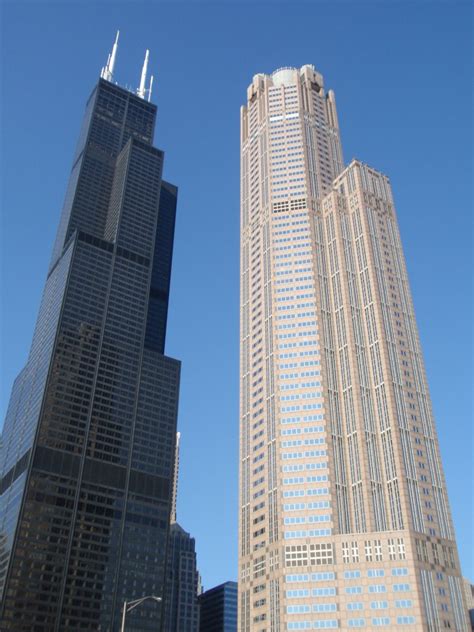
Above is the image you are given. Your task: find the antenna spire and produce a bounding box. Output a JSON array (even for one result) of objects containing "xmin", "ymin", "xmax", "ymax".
[
  {"xmin": 138, "ymin": 49, "xmax": 149, "ymax": 99},
  {"xmin": 101, "ymin": 30, "xmax": 120, "ymax": 82},
  {"xmin": 148, "ymin": 75, "xmax": 154, "ymax": 102},
  {"xmin": 108, "ymin": 30, "xmax": 119, "ymax": 78}
]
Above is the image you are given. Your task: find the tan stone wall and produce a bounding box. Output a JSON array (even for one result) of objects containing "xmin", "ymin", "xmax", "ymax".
[{"xmin": 239, "ymin": 66, "xmax": 468, "ymax": 631}]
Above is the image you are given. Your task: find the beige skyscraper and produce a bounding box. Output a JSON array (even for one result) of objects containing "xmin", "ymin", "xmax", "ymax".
[{"xmin": 239, "ymin": 65, "xmax": 468, "ymax": 631}]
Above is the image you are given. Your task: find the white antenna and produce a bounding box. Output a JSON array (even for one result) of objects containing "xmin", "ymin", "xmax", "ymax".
[
  {"xmin": 138, "ymin": 49, "xmax": 149, "ymax": 99},
  {"xmin": 148, "ymin": 75, "xmax": 154, "ymax": 102},
  {"xmin": 108, "ymin": 30, "xmax": 119, "ymax": 78},
  {"xmin": 101, "ymin": 30, "xmax": 119, "ymax": 82}
]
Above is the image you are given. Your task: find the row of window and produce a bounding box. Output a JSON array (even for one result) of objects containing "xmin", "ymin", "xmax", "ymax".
[
  {"xmin": 281, "ymin": 425, "xmax": 324, "ymax": 436},
  {"xmin": 280, "ymin": 372, "xmax": 321, "ymax": 382},
  {"xmin": 278, "ymin": 322, "xmax": 317, "ymax": 331},
  {"xmin": 280, "ymin": 403, "xmax": 322, "ymax": 413},
  {"xmin": 284, "ymin": 529, "xmax": 332, "ymax": 539},
  {"xmin": 283, "ymin": 475, "xmax": 328, "ymax": 485},
  {"xmin": 286, "ymin": 572, "xmax": 335, "ymax": 583},
  {"xmin": 280, "ymin": 391, "xmax": 322, "ymax": 402},
  {"xmin": 287, "ymin": 618, "xmax": 416, "ymax": 630},
  {"xmin": 282, "ymin": 448, "xmax": 326, "ymax": 459},
  {"xmin": 287, "ymin": 588, "xmax": 336, "ymax": 598},
  {"xmin": 276, "ymin": 293, "xmax": 316, "ymax": 303},
  {"xmin": 344, "ymin": 568, "xmax": 408, "ymax": 579},
  {"xmin": 284, "ymin": 515, "xmax": 330, "ymax": 525},
  {"xmin": 280, "ymin": 413, "xmax": 324, "ymax": 424},
  {"xmin": 283, "ymin": 500, "xmax": 330, "ymax": 511},
  {"xmin": 287, "ymin": 600, "xmax": 413, "ymax": 611},
  {"xmin": 283, "ymin": 488, "xmax": 329, "ymax": 498},
  {"xmin": 281, "ymin": 437, "xmax": 325, "ymax": 446},
  {"xmin": 287, "ymin": 621, "xmax": 338, "ymax": 629},
  {"xmin": 288, "ymin": 604, "xmax": 336, "ymax": 613}
]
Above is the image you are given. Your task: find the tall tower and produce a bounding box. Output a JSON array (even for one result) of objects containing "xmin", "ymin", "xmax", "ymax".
[
  {"xmin": 0, "ymin": 35, "xmax": 180, "ymax": 631},
  {"xmin": 162, "ymin": 432, "xmax": 201, "ymax": 632},
  {"xmin": 239, "ymin": 65, "xmax": 468, "ymax": 631}
]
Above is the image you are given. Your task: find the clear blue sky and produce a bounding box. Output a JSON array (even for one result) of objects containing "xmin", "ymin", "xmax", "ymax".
[{"xmin": 1, "ymin": 1, "xmax": 472, "ymax": 590}]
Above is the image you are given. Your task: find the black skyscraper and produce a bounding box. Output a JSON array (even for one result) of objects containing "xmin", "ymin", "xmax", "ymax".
[{"xmin": 0, "ymin": 39, "xmax": 179, "ymax": 631}]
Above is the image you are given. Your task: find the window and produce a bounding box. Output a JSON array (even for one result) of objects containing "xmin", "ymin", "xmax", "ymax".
[
  {"xmin": 342, "ymin": 542, "xmax": 350, "ymax": 564},
  {"xmin": 369, "ymin": 585, "xmax": 386, "ymax": 594},
  {"xmin": 365, "ymin": 540, "xmax": 372, "ymax": 562},
  {"xmin": 374, "ymin": 540, "xmax": 382, "ymax": 561},
  {"xmin": 313, "ymin": 603, "xmax": 337, "ymax": 613},
  {"xmin": 311, "ymin": 572, "xmax": 336, "ymax": 582},
  {"xmin": 368, "ymin": 569, "xmax": 384, "ymax": 578},
  {"xmin": 393, "ymin": 584, "xmax": 410, "ymax": 592},
  {"xmin": 287, "ymin": 605, "xmax": 310, "ymax": 614},
  {"xmin": 372, "ymin": 618, "xmax": 390, "ymax": 626},
  {"xmin": 352, "ymin": 541, "xmax": 360, "ymax": 563},
  {"xmin": 312, "ymin": 587, "xmax": 336, "ymax": 597},
  {"xmin": 388, "ymin": 538, "xmax": 396, "ymax": 561},
  {"xmin": 344, "ymin": 570, "xmax": 361, "ymax": 579},
  {"xmin": 313, "ymin": 621, "xmax": 339, "ymax": 629}
]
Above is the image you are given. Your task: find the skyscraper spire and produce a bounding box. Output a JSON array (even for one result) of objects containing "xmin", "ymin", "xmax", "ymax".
[
  {"xmin": 171, "ymin": 432, "xmax": 181, "ymax": 524},
  {"xmin": 108, "ymin": 30, "xmax": 119, "ymax": 78},
  {"xmin": 100, "ymin": 30, "xmax": 119, "ymax": 82},
  {"xmin": 148, "ymin": 74, "xmax": 154, "ymax": 103},
  {"xmin": 138, "ymin": 49, "xmax": 149, "ymax": 99}
]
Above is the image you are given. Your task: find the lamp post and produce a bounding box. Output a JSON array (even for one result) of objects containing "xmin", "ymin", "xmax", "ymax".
[{"xmin": 120, "ymin": 595, "xmax": 162, "ymax": 632}]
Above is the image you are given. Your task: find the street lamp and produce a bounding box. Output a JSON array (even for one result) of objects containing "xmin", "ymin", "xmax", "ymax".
[{"xmin": 120, "ymin": 595, "xmax": 162, "ymax": 632}]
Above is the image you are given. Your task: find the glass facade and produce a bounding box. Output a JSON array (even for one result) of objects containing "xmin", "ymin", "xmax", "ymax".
[
  {"xmin": 0, "ymin": 76, "xmax": 180, "ymax": 631},
  {"xmin": 199, "ymin": 581, "xmax": 238, "ymax": 632}
]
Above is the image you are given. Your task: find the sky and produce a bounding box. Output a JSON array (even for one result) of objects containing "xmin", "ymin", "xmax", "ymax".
[{"xmin": 0, "ymin": 0, "xmax": 472, "ymax": 591}]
